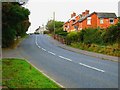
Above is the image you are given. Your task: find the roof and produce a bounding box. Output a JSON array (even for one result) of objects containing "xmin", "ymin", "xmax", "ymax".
[
  {"xmin": 64, "ymin": 14, "xmax": 82, "ymax": 24},
  {"xmin": 96, "ymin": 12, "xmax": 117, "ymax": 18}
]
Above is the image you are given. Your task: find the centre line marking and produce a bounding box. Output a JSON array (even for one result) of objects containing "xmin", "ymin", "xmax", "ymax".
[
  {"xmin": 41, "ymin": 48, "xmax": 46, "ymax": 51},
  {"xmin": 59, "ymin": 55, "xmax": 72, "ymax": 62},
  {"xmin": 79, "ymin": 62, "xmax": 105, "ymax": 72},
  {"xmin": 37, "ymin": 45, "xmax": 41, "ymax": 48},
  {"xmin": 48, "ymin": 51, "xmax": 56, "ymax": 55},
  {"xmin": 35, "ymin": 36, "xmax": 104, "ymax": 73}
]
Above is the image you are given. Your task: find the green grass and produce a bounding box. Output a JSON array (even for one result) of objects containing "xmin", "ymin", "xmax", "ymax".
[
  {"xmin": 2, "ymin": 58, "xmax": 61, "ymax": 88},
  {"xmin": 70, "ymin": 43, "xmax": 120, "ymax": 57}
]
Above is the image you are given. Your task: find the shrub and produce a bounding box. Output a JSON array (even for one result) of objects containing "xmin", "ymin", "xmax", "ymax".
[
  {"xmin": 103, "ymin": 22, "xmax": 120, "ymax": 44},
  {"xmin": 66, "ymin": 31, "xmax": 78, "ymax": 45},
  {"xmin": 43, "ymin": 30, "xmax": 49, "ymax": 34},
  {"xmin": 82, "ymin": 28, "xmax": 103, "ymax": 45},
  {"xmin": 55, "ymin": 27, "xmax": 68, "ymax": 36}
]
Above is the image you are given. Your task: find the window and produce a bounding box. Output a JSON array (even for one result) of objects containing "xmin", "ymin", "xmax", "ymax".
[
  {"xmin": 73, "ymin": 19, "xmax": 75, "ymax": 22},
  {"xmin": 87, "ymin": 17, "xmax": 91, "ymax": 25},
  {"xmin": 100, "ymin": 18, "xmax": 104, "ymax": 24},
  {"xmin": 109, "ymin": 18, "xmax": 114, "ymax": 24},
  {"xmin": 74, "ymin": 26, "xmax": 78, "ymax": 30}
]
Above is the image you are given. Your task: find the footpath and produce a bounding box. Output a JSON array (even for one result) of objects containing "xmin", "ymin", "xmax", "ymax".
[
  {"xmin": 2, "ymin": 48, "xmax": 24, "ymax": 59},
  {"xmin": 46, "ymin": 35, "xmax": 119, "ymax": 62}
]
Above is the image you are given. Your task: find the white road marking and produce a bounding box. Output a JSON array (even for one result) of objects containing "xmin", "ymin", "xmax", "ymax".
[
  {"xmin": 35, "ymin": 35, "xmax": 105, "ymax": 73},
  {"xmin": 79, "ymin": 62, "xmax": 105, "ymax": 72},
  {"xmin": 41, "ymin": 48, "xmax": 46, "ymax": 51},
  {"xmin": 37, "ymin": 45, "xmax": 41, "ymax": 48},
  {"xmin": 48, "ymin": 51, "xmax": 56, "ymax": 56},
  {"xmin": 58, "ymin": 55, "xmax": 72, "ymax": 62},
  {"xmin": 35, "ymin": 36, "xmax": 38, "ymax": 44}
]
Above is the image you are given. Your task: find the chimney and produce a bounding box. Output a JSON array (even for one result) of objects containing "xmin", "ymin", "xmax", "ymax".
[
  {"xmin": 82, "ymin": 12, "xmax": 86, "ymax": 17},
  {"xmin": 85, "ymin": 10, "xmax": 89, "ymax": 15},
  {"xmin": 71, "ymin": 14, "xmax": 73, "ymax": 18},
  {"xmin": 73, "ymin": 12, "xmax": 76, "ymax": 17},
  {"xmin": 71, "ymin": 12, "xmax": 76, "ymax": 18}
]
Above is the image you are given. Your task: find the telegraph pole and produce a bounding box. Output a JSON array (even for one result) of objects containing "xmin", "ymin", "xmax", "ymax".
[{"xmin": 53, "ymin": 12, "xmax": 55, "ymax": 35}]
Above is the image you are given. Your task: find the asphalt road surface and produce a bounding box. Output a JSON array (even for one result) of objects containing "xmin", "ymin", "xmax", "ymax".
[{"xmin": 17, "ymin": 34, "xmax": 118, "ymax": 88}]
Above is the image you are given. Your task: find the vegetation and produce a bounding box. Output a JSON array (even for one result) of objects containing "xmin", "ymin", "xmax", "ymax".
[
  {"xmin": 2, "ymin": 2, "xmax": 31, "ymax": 48},
  {"xmin": 46, "ymin": 20, "xmax": 68, "ymax": 36},
  {"xmin": 47, "ymin": 18, "xmax": 120, "ymax": 56},
  {"xmin": 2, "ymin": 58, "xmax": 60, "ymax": 88},
  {"xmin": 71, "ymin": 43, "xmax": 120, "ymax": 56}
]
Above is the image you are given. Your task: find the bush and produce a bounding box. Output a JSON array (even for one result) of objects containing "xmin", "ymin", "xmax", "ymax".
[
  {"xmin": 103, "ymin": 22, "xmax": 120, "ymax": 44},
  {"xmin": 81, "ymin": 28, "xmax": 103, "ymax": 45},
  {"xmin": 77, "ymin": 30, "xmax": 86, "ymax": 42},
  {"xmin": 55, "ymin": 27, "xmax": 68, "ymax": 36},
  {"xmin": 66, "ymin": 31, "xmax": 78, "ymax": 45},
  {"xmin": 43, "ymin": 30, "xmax": 50, "ymax": 34}
]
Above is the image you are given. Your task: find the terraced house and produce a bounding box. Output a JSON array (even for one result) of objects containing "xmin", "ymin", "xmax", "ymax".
[{"xmin": 64, "ymin": 10, "xmax": 118, "ymax": 32}]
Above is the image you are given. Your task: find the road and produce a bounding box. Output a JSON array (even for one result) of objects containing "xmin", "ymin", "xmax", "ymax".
[{"xmin": 17, "ymin": 34, "xmax": 118, "ymax": 88}]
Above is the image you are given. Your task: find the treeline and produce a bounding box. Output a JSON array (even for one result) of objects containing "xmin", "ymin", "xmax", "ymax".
[
  {"xmin": 2, "ymin": 2, "xmax": 31, "ymax": 48},
  {"xmin": 46, "ymin": 20, "xmax": 68, "ymax": 36}
]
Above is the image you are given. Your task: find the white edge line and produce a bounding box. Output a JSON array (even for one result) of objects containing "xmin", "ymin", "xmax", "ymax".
[
  {"xmin": 48, "ymin": 51, "xmax": 56, "ymax": 56},
  {"xmin": 25, "ymin": 60, "xmax": 64, "ymax": 88},
  {"xmin": 79, "ymin": 63, "xmax": 105, "ymax": 73}
]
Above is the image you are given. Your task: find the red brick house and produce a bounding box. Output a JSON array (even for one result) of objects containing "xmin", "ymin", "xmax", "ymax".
[{"xmin": 63, "ymin": 10, "xmax": 118, "ymax": 32}]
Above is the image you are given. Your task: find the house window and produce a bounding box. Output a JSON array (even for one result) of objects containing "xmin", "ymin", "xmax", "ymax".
[
  {"xmin": 100, "ymin": 18, "xmax": 104, "ymax": 24},
  {"xmin": 73, "ymin": 20, "xmax": 75, "ymax": 22},
  {"xmin": 109, "ymin": 18, "xmax": 114, "ymax": 24},
  {"xmin": 87, "ymin": 17, "xmax": 91, "ymax": 25},
  {"xmin": 74, "ymin": 26, "xmax": 78, "ymax": 30}
]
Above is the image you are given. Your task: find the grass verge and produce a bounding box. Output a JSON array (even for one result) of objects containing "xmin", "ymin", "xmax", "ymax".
[
  {"xmin": 2, "ymin": 58, "xmax": 61, "ymax": 88},
  {"xmin": 70, "ymin": 42, "xmax": 120, "ymax": 57}
]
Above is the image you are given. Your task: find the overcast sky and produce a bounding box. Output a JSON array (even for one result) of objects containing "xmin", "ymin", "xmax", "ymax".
[{"xmin": 24, "ymin": 0, "xmax": 119, "ymax": 33}]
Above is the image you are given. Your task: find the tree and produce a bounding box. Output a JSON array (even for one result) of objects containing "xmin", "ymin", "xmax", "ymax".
[
  {"xmin": 46, "ymin": 20, "xmax": 64, "ymax": 33},
  {"xmin": 2, "ymin": 2, "xmax": 30, "ymax": 48}
]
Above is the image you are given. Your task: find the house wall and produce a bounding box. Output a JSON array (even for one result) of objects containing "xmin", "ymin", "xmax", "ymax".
[
  {"xmin": 78, "ymin": 13, "xmax": 98, "ymax": 30},
  {"xmin": 78, "ymin": 22, "xmax": 82, "ymax": 30},
  {"xmin": 91, "ymin": 13, "xmax": 97, "ymax": 28},
  {"xmin": 97, "ymin": 17, "xmax": 118, "ymax": 29},
  {"xmin": 69, "ymin": 20, "xmax": 75, "ymax": 32},
  {"xmin": 75, "ymin": 15, "xmax": 80, "ymax": 21}
]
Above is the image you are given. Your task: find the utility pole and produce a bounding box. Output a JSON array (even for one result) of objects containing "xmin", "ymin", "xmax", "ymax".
[{"xmin": 53, "ymin": 12, "xmax": 55, "ymax": 35}]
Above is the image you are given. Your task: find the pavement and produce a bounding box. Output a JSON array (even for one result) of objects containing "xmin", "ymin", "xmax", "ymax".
[{"xmin": 2, "ymin": 34, "xmax": 119, "ymax": 88}]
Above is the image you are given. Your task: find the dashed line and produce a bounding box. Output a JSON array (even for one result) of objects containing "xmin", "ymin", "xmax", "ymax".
[
  {"xmin": 79, "ymin": 63, "xmax": 105, "ymax": 72},
  {"xmin": 35, "ymin": 35, "xmax": 105, "ymax": 73},
  {"xmin": 35, "ymin": 41, "xmax": 38, "ymax": 45},
  {"xmin": 48, "ymin": 51, "xmax": 56, "ymax": 56},
  {"xmin": 37, "ymin": 45, "xmax": 41, "ymax": 48},
  {"xmin": 41, "ymin": 48, "xmax": 46, "ymax": 51},
  {"xmin": 58, "ymin": 55, "xmax": 72, "ymax": 62}
]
